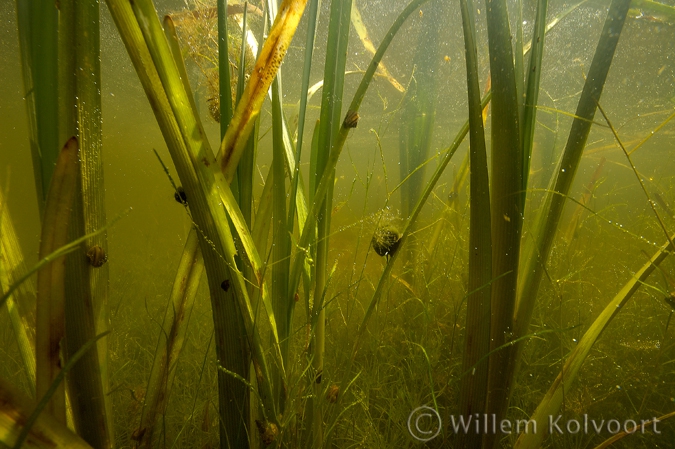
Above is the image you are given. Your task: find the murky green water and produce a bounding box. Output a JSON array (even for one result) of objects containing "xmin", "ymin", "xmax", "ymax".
[{"xmin": 1, "ymin": 0, "xmax": 675, "ymax": 448}]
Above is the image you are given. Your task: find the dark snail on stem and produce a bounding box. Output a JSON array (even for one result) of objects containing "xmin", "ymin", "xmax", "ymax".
[{"xmin": 371, "ymin": 225, "xmax": 401, "ymax": 259}]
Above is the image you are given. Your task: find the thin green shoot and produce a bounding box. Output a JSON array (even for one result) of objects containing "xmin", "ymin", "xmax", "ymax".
[
  {"xmin": 627, "ymin": 108, "xmax": 675, "ymax": 155},
  {"xmin": 458, "ymin": 325, "xmax": 580, "ymax": 381},
  {"xmin": 595, "ymin": 101, "xmax": 674, "ymax": 251},
  {"xmin": 389, "ymin": 152, "xmax": 440, "ymax": 196},
  {"xmin": 526, "ymin": 188, "xmax": 671, "ymax": 252}
]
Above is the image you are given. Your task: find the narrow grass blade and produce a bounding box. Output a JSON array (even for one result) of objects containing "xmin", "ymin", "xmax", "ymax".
[
  {"xmin": 253, "ymin": 168, "xmax": 274, "ymax": 255},
  {"xmin": 350, "ymin": 2, "xmax": 404, "ymax": 93},
  {"xmin": 629, "ymin": 0, "xmax": 675, "ymax": 22},
  {"xmin": 592, "ymin": 411, "xmax": 675, "ymax": 449},
  {"xmin": 515, "ymin": 0, "xmax": 524, "ymax": 124},
  {"xmin": 15, "ymin": 1, "xmax": 42, "ymax": 213}
]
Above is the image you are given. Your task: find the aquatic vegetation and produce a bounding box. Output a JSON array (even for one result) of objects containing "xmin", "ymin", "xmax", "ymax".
[{"xmin": 1, "ymin": 0, "xmax": 675, "ymax": 448}]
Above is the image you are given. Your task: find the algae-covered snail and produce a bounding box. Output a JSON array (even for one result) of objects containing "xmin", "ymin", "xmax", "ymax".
[{"xmin": 371, "ymin": 226, "xmax": 401, "ymax": 258}]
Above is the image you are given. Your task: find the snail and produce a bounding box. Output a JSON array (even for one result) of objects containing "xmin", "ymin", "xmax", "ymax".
[
  {"xmin": 371, "ymin": 225, "xmax": 401, "ymax": 258},
  {"xmin": 86, "ymin": 245, "xmax": 107, "ymax": 268}
]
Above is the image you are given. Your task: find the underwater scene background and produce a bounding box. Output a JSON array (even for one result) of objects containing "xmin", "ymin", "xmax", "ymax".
[{"xmin": 1, "ymin": 0, "xmax": 675, "ymax": 447}]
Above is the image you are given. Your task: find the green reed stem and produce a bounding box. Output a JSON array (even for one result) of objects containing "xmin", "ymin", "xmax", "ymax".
[
  {"xmin": 58, "ymin": 2, "xmax": 114, "ymax": 445},
  {"xmin": 105, "ymin": 1, "xmax": 271, "ymax": 445},
  {"xmin": 271, "ymin": 77, "xmax": 291, "ymax": 413},
  {"xmin": 456, "ymin": 0, "xmax": 492, "ymax": 445},
  {"xmin": 23, "ymin": 0, "xmax": 59, "ymax": 213},
  {"xmin": 236, "ymin": 3, "xmax": 255, "ymax": 234},
  {"xmin": 507, "ymin": 2, "xmax": 632, "ymax": 445},
  {"xmin": 137, "ymin": 229, "xmax": 203, "ymax": 448},
  {"xmin": 35, "ymin": 137, "xmax": 79, "ymax": 425},
  {"xmin": 521, "ymin": 0, "xmax": 548, "ymax": 204},
  {"xmin": 398, "ymin": 0, "xmax": 443, "ymax": 225},
  {"xmin": 15, "ymin": 0, "xmax": 41, "ymax": 216},
  {"xmin": 309, "ymin": 1, "xmax": 352, "ymax": 445},
  {"xmin": 482, "ymin": 0, "xmax": 526, "ymax": 440},
  {"xmin": 218, "ymin": 0, "xmax": 233, "ymax": 132},
  {"xmin": 287, "ymin": 0, "xmax": 320, "ymax": 231}
]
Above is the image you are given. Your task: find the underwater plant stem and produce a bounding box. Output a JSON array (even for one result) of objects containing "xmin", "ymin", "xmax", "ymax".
[
  {"xmin": 287, "ymin": 0, "xmax": 320, "ymax": 231},
  {"xmin": 24, "ymin": 0, "xmax": 60, "ymax": 213},
  {"xmin": 398, "ymin": 0, "xmax": 442, "ymax": 223},
  {"xmin": 59, "ymin": 1, "xmax": 114, "ymax": 445},
  {"xmin": 235, "ymin": 5, "xmax": 256, "ymax": 239},
  {"xmin": 596, "ymin": 102, "xmax": 675, "ymax": 252},
  {"xmin": 592, "ymin": 410, "xmax": 675, "ymax": 449},
  {"xmin": 35, "ymin": 137, "xmax": 79, "ymax": 425},
  {"xmin": 483, "ymin": 0, "xmax": 524, "ymax": 439},
  {"xmin": 515, "ymin": 0, "xmax": 632, "ymax": 360},
  {"xmin": 289, "ymin": 0, "xmax": 432, "ymax": 302},
  {"xmin": 515, "ymin": 0, "xmax": 525, "ymax": 126},
  {"xmin": 521, "ymin": 0, "xmax": 549, "ymax": 204},
  {"xmin": 15, "ymin": 1, "xmax": 41, "ymax": 217},
  {"xmin": 137, "ymin": 228, "xmax": 203, "ymax": 448},
  {"xmin": 309, "ymin": 0, "xmax": 352, "ymax": 445},
  {"xmin": 271, "ymin": 78, "xmax": 291, "ymax": 412},
  {"xmin": 165, "ymin": 15, "xmax": 281, "ymax": 356},
  {"xmin": 219, "ymin": 0, "xmax": 308, "ymax": 182},
  {"xmin": 456, "ymin": 0, "xmax": 493, "ymax": 445},
  {"xmin": 218, "ymin": 0, "xmax": 234, "ymax": 132},
  {"xmin": 105, "ymin": 1, "xmax": 270, "ymax": 445},
  {"xmin": 509, "ymin": 1, "xmax": 632, "ymax": 445}
]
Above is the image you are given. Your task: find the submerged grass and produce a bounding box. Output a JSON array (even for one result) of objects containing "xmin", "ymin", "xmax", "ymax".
[{"xmin": 3, "ymin": 0, "xmax": 675, "ymax": 448}]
